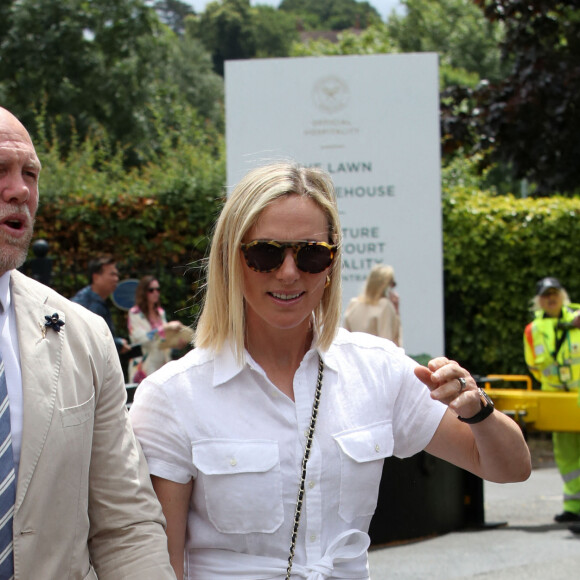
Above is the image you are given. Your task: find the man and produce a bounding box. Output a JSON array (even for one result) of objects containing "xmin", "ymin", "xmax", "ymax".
[
  {"xmin": 71, "ymin": 255, "xmax": 131, "ymax": 354},
  {"xmin": 0, "ymin": 106, "xmax": 175, "ymax": 577},
  {"xmin": 524, "ymin": 276, "xmax": 580, "ymax": 530}
]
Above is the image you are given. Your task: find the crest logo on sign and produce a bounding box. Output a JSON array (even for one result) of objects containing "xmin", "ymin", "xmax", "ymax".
[{"xmin": 312, "ymin": 76, "xmax": 350, "ymax": 113}]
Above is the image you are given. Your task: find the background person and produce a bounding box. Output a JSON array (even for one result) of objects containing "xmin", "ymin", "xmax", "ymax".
[
  {"xmin": 130, "ymin": 161, "xmax": 530, "ymax": 580},
  {"xmin": 71, "ymin": 254, "xmax": 131, "ymax": 354},
  {"xmin": 0, "ymin": 106, "xmax": 175, "ymax": 578},
  {"xmin": 524, "ymin": 276, "xmax": 580, "ymax": 524},
  {"xmin": 128, "ymin": 275, "xmax": 191, "ymax": 383},
  {"xmin": 343, "ymin": 263, "xmax": 402, "ymax": 346}
]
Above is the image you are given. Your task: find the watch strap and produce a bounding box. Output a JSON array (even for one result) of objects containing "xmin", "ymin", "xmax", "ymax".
[{"xmin": 458, "ymin": 388, "xmax": 495, "ymax": 424}]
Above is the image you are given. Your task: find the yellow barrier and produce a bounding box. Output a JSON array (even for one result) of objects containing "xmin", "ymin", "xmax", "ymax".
[
  {"xmin": 479, "ymin": 375, "xmax": 580, "ymax": 432},
  {"xmin": 484, "ymin": 374, "xmax": 533, "ymax": 390}
]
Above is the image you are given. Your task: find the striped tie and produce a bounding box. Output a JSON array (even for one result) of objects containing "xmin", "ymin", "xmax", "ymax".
[{"xmin": 0, "ymin": 354, "xmax": 15, "ymax": 579}]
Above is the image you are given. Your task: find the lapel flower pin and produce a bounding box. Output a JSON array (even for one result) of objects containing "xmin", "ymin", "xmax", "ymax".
[{"xmin": 40, "ymin": 312, "xmax": 65, "ymax": 338}]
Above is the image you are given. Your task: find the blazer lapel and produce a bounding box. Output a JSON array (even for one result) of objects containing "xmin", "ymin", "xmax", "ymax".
[{"xmin": 11, "ymin": 274, "xmax": 64, "ymax": 510}]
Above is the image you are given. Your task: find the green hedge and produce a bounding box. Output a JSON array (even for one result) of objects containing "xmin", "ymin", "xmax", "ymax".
[
  {"xmin": 443, "ymin": 188, "xmax": 580, "ymax": 378},
  {"xmin": 26, "ymin": 114, "xmax": 225, "ymax": 336}
]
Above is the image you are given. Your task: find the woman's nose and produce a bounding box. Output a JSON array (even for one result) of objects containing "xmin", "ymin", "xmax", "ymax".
[{"xmin": 276, "ymin": 249, "xmax": 300, "ymax": 280}]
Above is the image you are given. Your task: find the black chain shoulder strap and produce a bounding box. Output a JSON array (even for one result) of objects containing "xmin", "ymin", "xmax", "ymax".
[{"xmin": 285, "ymin": 355, "xmax": 324, "ymax": 579}]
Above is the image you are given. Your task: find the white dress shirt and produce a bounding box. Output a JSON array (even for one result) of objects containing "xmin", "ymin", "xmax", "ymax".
[
  {"xmin": 0, "ymin": 271, "xmax": 24, "ymax": 478},
  {"xmin": 130, "ymin": 328, "xmax": 446, "ymax": 579}
]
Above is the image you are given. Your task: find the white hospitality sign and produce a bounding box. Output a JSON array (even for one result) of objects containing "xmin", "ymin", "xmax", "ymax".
[{"xmin": 225, "ymin": 53, "xmax": 443, "ymax": 358}]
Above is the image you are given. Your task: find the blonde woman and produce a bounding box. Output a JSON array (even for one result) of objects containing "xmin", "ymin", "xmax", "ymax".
[
  {"xmin": 343, "ymin": 264, "xmax": 402, "ymax": 346},
  {"xmin": 130, "ymin": 161, "xmax": 530, "ymax": 580}
]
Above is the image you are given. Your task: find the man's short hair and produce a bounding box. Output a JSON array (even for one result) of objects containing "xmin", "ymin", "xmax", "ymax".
[{"xmin": 88, "ymin": 254, "xmax": 116, "ymax": 280}]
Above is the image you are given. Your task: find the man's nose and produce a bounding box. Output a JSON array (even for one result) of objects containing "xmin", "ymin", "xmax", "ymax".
[{"xmin": 1, "ymin": 172, "xmax": 31, "ymax": 204}]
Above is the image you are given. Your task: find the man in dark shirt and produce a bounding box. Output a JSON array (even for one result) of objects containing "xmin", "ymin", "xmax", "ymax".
[{"xmin": 72, "ymin": 255, "xmax": 130, "ymax": 354}]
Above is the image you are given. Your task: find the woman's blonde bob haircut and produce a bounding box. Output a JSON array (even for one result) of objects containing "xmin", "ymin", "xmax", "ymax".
[
  {"xmin": 360, "ymin": 264, "xmax": 395, "ymax": 305},
  {"xmin": 195, "ymin": 161, "xmax": 342, "ymax": 363}
]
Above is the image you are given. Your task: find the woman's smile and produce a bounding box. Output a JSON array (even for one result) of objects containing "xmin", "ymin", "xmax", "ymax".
[{"xmin": 269, "ymin": 291, "xmax": 304, "ymax": 301}]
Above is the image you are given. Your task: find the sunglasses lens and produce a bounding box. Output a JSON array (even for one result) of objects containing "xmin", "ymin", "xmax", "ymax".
[
  {"xmin": 296, "ymin": 244, "xmax": 333, "ymax": 273},
  {"xmin": 244, "ymin": 242, "xmax": 284, "ymax": 272},
  {"xmin": 243, "ymin": 241, "xmax": 335, "ymax": 273}
]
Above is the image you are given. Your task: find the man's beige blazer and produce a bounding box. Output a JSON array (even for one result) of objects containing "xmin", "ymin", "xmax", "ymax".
[{"xmin": 9, "ymin": 270, "xmax": 175, "ymax": 579}]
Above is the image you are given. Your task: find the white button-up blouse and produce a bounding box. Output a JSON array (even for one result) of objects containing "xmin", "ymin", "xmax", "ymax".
[{"xmin": 130, "ymin": 328, "xmax": 446, "ymax": 579}]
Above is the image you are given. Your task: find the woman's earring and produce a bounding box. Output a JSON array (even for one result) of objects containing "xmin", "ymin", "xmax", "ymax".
[{"xmin": 325, "ymin": 275, "xmax": 331, "ymax": 288}]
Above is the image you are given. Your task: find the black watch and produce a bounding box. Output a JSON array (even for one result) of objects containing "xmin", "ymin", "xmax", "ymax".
[{"xmin": 458, "ymin": 388, "xmax": 495, "ymax": 424}]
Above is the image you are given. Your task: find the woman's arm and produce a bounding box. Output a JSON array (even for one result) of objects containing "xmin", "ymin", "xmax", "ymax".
[
  {"xmin": 417, "ymin": 358, "xmax": 532, "ymax": 483},
  {"xmin": 151, "ymin": 475, "xmax": 193, "ymax": 580},
  {"xmin": 425, "ymin": 408, "xmax": 531, "ymax": 482},
  {"xmin": 377, "ymin": 298, "xmax": 400, "ymax": 345}
]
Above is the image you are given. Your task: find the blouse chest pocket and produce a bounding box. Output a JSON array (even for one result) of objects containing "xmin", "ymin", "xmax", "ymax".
[
  {"xmin": 192, "ymin": 439, "xmax": 284, "ymax": 534},
  {"xmin": 332, "ymin": 421, "xmax": 393, "ymax": 522}
]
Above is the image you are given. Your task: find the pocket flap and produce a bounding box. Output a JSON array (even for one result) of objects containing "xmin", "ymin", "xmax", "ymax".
[
  {"xmin": 192, "ymin": 439, "xmax": 279, "ymax": 475},
  {"xmin": 60, "ymin": 395, "xmax": 95, "ymax": 428},
  {"xmin": 333, "ymin": 421, "xmax": 393, "ymax": 463}
]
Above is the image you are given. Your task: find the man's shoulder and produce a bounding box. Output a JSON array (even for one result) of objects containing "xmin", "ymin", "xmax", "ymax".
[
  {"xmin": 11, "ymin": 270, "xmax": 108, "ymax": 332},
  {"xmin": 12, "ymin": 269, "xmax": 67, "ymax": 304},
  {"xmin": 71, "ymin": 285, "xmax": 109, "ymax": 316},
  {"xmin": 71, "ymin": 285, "xmax": 95, "ymax": 305}
]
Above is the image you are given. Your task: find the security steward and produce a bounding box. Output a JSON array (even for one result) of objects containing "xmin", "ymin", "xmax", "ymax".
[{"xmin": 524, "ymin": 277, "xmax": 580, "ymax": 528}]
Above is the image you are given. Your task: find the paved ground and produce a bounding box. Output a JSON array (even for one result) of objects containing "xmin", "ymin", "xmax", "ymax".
[{"xmin": 368, "ymin": 459, "xmax": 580, "ymax": 579}]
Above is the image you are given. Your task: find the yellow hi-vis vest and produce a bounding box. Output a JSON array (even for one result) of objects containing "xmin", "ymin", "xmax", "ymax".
[{"xmin": 524, "ymin": 304, "xmax": 580, "ymax": 391}]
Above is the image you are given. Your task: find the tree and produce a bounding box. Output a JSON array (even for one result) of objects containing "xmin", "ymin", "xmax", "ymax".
[
  {"xmin": 194, "ymin": 0, "xmax": 256, "ymax": 75},
  {"xmin": 0, "ymin": 0, "xmax": 164, "ymax": 158},
  {"xmin": 471, "ymin": 0, "xmax": 580, "ymax": 195},
  {"xmin": 291, "ymin": 0, "xmax": 501, "ymax": 90},
  {"xmin": 387, "ymin": 0, "xmax": 507, "ymax": 84},
  {"xmin": 158, "ymin": 25, "xmax": 225, "ymax": 131},
  {"xmin": 290, "ymin": 0, "xmax": 505, "ymax": 89},
  {"xmin": 252, "ymin": 5, "xmax": 299, "ymax": 58},
  {"xmin": 279, "ymin": 0, "xmax": 381, "ymax": 30},
  {"xmin": 193, "ymin": 0, "xmax": 299, "ymax": 74},
  {"xmin": 290, "ymin": 23, "xmax": 398, "ymax": 57},
  {"xmin": 152, "ymin": 0, "xmax": 195, "ymax": 35},
  {"xmin": 0, "ymin": 0, "xmax": 223, "ymax": 165}
]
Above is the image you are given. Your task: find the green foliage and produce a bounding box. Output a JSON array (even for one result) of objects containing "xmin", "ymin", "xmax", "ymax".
[
  {"xmin": 387, "ymin": 0, "xmax": 508, "ymax": 83},
  {"xmin": 439, "ymin": 64, "xmax": 481, "ymax": 90},
  {"xmin": 290, "ymin": 23, "xmax": 398, "ymax": 56},
  {"xmin": 193, "ymin": 0, "xmax": 299, "ymax": 74},
  {"xmin": 279, "ymin": 0, "xmax": 381, "ymax": 30},
  {"xmin": 252, "ymin": 5, "xmax": 300, "ymax": 58},
  {"xmin": 442, "ymin": 151, "xmax": 524, "ymax": 196},
  {"xmin": 443, "ymin": 187, "xmax": 580, "ymax": 377},
  {"xmin": 0, "ymin": 0, "xmax": 223, "ymax": 167},
  {"xmin": 0, "ymin": 0, "xmax": 160, "ymax": 158},
  {"xmin": 30, "ymin": 108, "xmax": 226, "ymax": 329},
  {"xmin": 291, "ymin": 1, "xmax": 503, "ymax": 90},
  {"xmin": 153, "ymin": 0, "xmax": 195, "ymax": 35},
  {"xmin": 194, "ymin": 0, "xmax": 257, "ymax": 74},
  {"xmin": 441, "ymin": 152, "xmax": 488, "ymax": 192},
  {"xmin": 155, "ymin": 24, "xmax": 225, "ymax": 132},
  {"xmin": 470, "ymin": 0, "xmax": 580, "ymax": 195}
]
